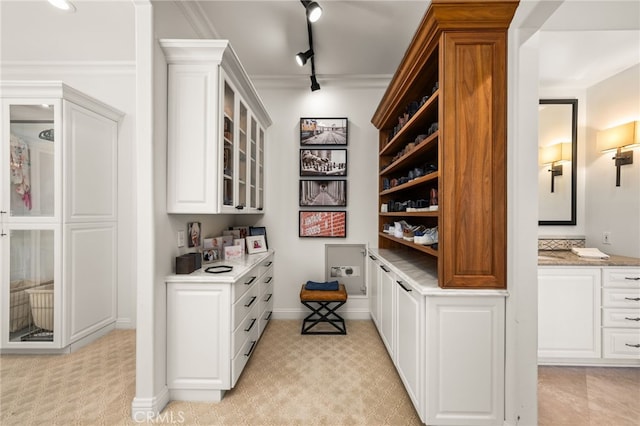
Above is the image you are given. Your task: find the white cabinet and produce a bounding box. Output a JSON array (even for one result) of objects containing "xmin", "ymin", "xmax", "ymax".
[
  {"xmin": 166, "ymin": 252, "xmax": 274, "ymax": 402},
  {"xmin": 366, "ymin": 254, "xmax": 381, "ymax": 327},
  {"xmin": 538, "ymin": 268, "xmax": 601, "ymax": 360},
  {"xmin": 602, "ymin": 267, "xmax": 640, "ymax": 360},
  {"xmin": 369, "ymin": 249, "xmax": 506, "ymax": 426},
  {"xmin": 0, "ymin": 82, "xmax": 123, "ymax": 352},
  {"xmin": 160, "ymin": 39, "xmax": 272, "ymax": 214}
]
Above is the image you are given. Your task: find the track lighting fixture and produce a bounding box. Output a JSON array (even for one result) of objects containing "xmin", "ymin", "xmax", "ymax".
[
  {"xmin": 301, "ymin": 0, "xmax": 322, "ymax": 23},
  {"xmin": 310, "ymin": 75, "xmax": 321, "ymax": 92},
  {"xmin": 296, "ymin": 49, "xmax": 314, "ymax": 67},
  {"xmin": 48, "ymin": 0, "xmax": 76, "ymax": 12}
]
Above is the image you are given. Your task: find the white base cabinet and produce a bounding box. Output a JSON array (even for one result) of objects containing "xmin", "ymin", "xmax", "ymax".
[
  {"xmin": 1, "ymin": 82, "xmax": 123, "ymax": 353},
  {"xmin": 538, "ymin": 266, "xmax": 640, "ymax": 365},
  {"xmin": 370, "ymin": 249, "xmax": 506, "ymax": 426},
  {"xmin": 166, "ymin": 252, "xmax": 274, "ymax": 402}
]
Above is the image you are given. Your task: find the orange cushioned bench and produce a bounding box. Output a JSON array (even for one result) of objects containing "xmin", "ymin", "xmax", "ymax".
[{"xmin": 299, "ymin": 283, "xmax": 348, "ymax": 335}]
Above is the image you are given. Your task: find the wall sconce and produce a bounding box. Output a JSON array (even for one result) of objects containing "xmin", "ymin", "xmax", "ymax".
[
  {"xmin": 539, "ymin": 142, "xmax": 571, "ymax": 192},
  {"xmin": 596, "ymin": 121, "xmax": 639, "ymax": 187}
]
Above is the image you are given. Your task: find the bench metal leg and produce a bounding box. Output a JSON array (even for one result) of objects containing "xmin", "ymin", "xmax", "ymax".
[{"xmin": 301, "ymin": 300, "xmax": 347, "ymax": 335}]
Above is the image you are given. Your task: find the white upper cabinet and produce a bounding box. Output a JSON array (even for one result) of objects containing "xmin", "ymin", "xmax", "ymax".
[{"xmin": 160, "ymin": 39, "xmax": 272, "ymax": 214}]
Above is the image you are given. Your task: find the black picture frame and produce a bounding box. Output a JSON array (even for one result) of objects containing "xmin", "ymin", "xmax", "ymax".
[
  {"xmin": 299, "ymin": 211, "xmax": 347, "ymax": 238},
  {"xmin": 299, "ymin": 180, "xmax": 347, "ymax": 207},
  {"xmin": 249, "ymin": 226, "xmax": 268, "ymax": 249},
  {"xmin": 300, "ymin": 117, "xmax": 348, "ymax": 145},
  {"xmin": 300, "ymin": 149, "xmax": 347, "ymax": 177}
]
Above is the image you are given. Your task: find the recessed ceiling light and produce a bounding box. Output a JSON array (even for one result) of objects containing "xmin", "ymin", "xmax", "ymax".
[{"xmin": 48, "ymin": 0, "xmax": 76, "ymax": 12}]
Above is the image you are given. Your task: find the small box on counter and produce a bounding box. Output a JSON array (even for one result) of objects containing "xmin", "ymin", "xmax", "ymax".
[{"xmin": 176, "ymin": 254, "xmax": 196, "ymax": 274}]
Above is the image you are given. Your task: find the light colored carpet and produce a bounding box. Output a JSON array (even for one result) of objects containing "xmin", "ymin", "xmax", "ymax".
[{"xmin": 0, "ymin": 320, "xmax": 422, "ymax": 425}]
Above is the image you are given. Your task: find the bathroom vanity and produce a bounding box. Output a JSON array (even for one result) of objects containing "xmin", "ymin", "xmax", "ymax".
[{"xmin": 538, "ymin": 251, "xmax": 640, "ymax": 366}]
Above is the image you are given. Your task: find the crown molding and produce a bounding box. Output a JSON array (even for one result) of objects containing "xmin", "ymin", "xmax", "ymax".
[
  {"xmin": 0, "ymin": 61, "xmax": 135, "ymax": 76},
  {"xmin": 174, "ymin": 0, "xmax": 219, "ymax": 39}
]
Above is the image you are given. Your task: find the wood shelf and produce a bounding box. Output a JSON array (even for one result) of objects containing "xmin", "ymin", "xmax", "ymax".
[
  {"xmin": 379, "ymin": 172, "xmax": 438, "ymax": 196},
  {"xmin": 379, "ymin": 211, "xmax": 438, "ymax": 217},
  {"xmin": 380, "ymin": 133, "xmax": 438, "ymax": 176},
  {"xmin": 379, "ymin": 232, "xmax": 438, "ymax": 257}
]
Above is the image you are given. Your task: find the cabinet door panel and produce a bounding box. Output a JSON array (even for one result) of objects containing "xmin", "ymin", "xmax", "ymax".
[
  {"xmin": 379, "ymin": 265, "xmax": 395, "ymax": 355},
  {"xmin": 396, "ymin": 280, "xmax": 421, "ymax": 411},
  {"xmin": 538, "ymin": 269, "xmax": 601, "ymax": 359}
]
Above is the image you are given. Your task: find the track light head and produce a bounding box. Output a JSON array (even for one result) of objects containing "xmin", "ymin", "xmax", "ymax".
[
  {"xmin": 301, "ymin": 0, "xmax": 322, "ymax": 23},
  {"xmin": 296, "ymin": 49, "xmax": 314, "ymax": 67},
  {"xmin": 310, "ymin": 75, "xmax": 321, "ymax": 91}
]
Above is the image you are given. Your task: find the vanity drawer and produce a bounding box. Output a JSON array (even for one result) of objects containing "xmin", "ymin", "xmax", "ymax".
[
  {"xmin": 233, "ymin": 283, "xmax": 260, "ymax": 329},
  {"xmin": 260, "ymin": 271, "xmax": 274, "ymax": 297},
  {"xmin": 602, "ymin": 268, "xmax": 640, "ymax": 288},
  {"xmin": 257, "ymin": 255, "xmax": 274, "ymax": 278},
  {"xmin": 231, "ymin": 323, "xmax": 260, "ymax": 386},
  {"xmin": 602, "ymin": 328, "xmax": 640, "ymax": 359},
  {"xmin": 602, "ymin": 308, "xmax": 640, "ymax": 328},
  {"xmin": 232, "ymin": 270, "xmax": 259, "ymax": 303},
  {"xmin": 232, "ymin": 302, "xmax": 260, "ymax": 358},
  {"xmin": 602, "ymin": 288, "xmax": 640, "ymax": 308}
]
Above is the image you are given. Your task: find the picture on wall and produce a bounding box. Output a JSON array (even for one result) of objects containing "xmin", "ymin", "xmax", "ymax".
[
  {"xmin": 299, "ymin": 211, "xmax": 347, "ymax": 238},
  {"xmin": 187, "ymin": 222, "xmax": 201, "ymax": 247},
  {"xmin": 300, "ymin": 117, "xmax": 348, "ymax": 145},
  {"xmin": 299, "ymin": 180, "xmax": 346, "ymax": 207},
  {"xmin": 300, "ymin": 149, "xmax": 347, "ymax": 177}
]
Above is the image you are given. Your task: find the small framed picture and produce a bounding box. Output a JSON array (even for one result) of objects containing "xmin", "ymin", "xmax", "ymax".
[
  {"xmin": 246, "ymin": 235, "xmax": 268, "ymax": 254},
  {"xmin": 249, "ymin": 226, "xmax": 268, "ymax": 249},
  {"xmin": 299, "ymin": 211, "xmax": 347, "ymax": 238},
  {"xmin": 202, "ymin": 248, "xmax": 219, "ymax": 263},
  {"xmin": 187, "ymin": 222, "xmax": 201, "ymax": 247},
  {"xmin": 299, "ymin": 179, "xmax": 346, "ymax": 207},
  {"xmin": 300, "ymin": 149, "xmax": 347, "ymax": 177},
  {"xmin": 300, "ymin": 117, "xmax": 348, "ymax": 145}
]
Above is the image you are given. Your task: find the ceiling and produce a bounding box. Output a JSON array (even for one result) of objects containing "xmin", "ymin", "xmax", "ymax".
[{"xmin": 178, "ymin": 0, "xmax": 640, "ymax": 90}]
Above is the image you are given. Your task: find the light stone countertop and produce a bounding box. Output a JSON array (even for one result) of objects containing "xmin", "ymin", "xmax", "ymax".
[
  {"xmin": 165, "ymin": 250, "xmax": 274, "ymax": 283},
  {"xmin": 538, "ymin": 250, "xmax": 640, "ymax": 267}
]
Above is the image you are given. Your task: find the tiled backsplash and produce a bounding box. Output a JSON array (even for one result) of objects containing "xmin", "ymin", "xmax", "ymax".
[{"xmin": 538, "ymin": 238, "xmax": 585, "ymax": 251}]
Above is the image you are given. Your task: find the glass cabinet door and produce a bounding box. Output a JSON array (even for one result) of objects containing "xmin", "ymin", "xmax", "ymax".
[
  {"xmin": 258, "ymin": 127, "xmax": 265, "ymax": 211},
  {"xmin": 238, "ymin": 101, "xmax": 248, "ymax": 209},
  {"xmin": 250, "ymin": 117, "xmax": 257, "ymax": 209},
  {"xmin": 222, "ymin": 81, "xmax": 235, "ymax": 207},
  {"xmin": 5, "ymin": 228, "xmax": 57, "ymax": 344},
  {"xmin": 7, "ymin": 104, "xmax": 56, "ymax": 218}
]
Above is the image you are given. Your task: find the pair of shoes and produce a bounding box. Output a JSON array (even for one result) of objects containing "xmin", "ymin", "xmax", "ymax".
[{"xmin": 415, "ymin": 226, "xmax": 438, "ymax": 245}]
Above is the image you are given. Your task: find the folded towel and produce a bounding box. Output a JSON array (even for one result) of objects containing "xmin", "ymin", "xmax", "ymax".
[
  {"xmin": 571, "ymin": 247, "xmax": 610, "ymax": 259},
  {"xmin": 305, "ymin": 280, "xmax": 339, "ymax": 291}
]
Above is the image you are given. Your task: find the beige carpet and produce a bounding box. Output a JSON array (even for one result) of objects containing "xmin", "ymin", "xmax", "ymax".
[{"xmin": 0, "ymin": 320, "xmax": 422, "ymax": 425}]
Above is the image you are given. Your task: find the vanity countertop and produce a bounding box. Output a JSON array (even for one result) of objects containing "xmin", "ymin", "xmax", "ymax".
[{"xmin": 538, "ymin": 250, "xmax": 640, "ymax": 267}]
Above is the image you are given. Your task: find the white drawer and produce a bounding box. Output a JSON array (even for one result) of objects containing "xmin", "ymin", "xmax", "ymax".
[
  {"xmin": 602, "ymin": 308, "xmax": 640, "ymax": 328},
  {"xmin": 257, "ymin": 255, "xmax": 274, "ymax": 278},
  {"xmin": 259, "ymin": 295, "xmax": 274, "ymax": 335},
  {"xmin": 602, "ymin": 328, "xmax": 640, "ymax": 359},
  {"xmin": 233, "ymin": 283, "xmax": 260, "ymax": 329},
  {"xmin": 232, "ymin": 302, "xmax": 260, "ymax": 358},
  {"xmin": 260, "ymin": 271, "xmax": 274, "ymax": 297},
  {"xmin": 232, "ymin": 270, "xmax": 259, "ymax": 303},
  {"xmin": 231, "ymin": 324, "xmax": 259, "ymax": 386},
  {"xmin": 602, "ymin": 288, "xmax": 640, "ymax": 308},
  {"xmin": 602, "ymin": 268, "xmax": 640, "ymax": 288}
]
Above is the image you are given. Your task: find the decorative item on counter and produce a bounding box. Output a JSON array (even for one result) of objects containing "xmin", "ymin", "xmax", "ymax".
[
  {"xmin": 234, "ymin": 238, "xmax": 246, "ymax": 253},
  {"xmin": 223, "ymin": 229, "xmax": 241, "ymax": 239},
  {"xmin": 224, "ymin": 244, "xmax": 244, "ymax": 260},
  {"xmin": 246, "ymin": 235, "xmax": 268, "ymax": 253},
  {"xmin": 176, "ymin": 254, "xmax": 196, "ymax": 274},
  {"xmin": 202, "ymin": 248, "xmax": 219, "ymax": 263}
]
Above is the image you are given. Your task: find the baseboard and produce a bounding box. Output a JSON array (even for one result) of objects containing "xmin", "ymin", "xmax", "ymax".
[
  {"xmin": 131, "ymin": 386, "xmax": 170, "ymax": 422},
  {"xmin": 116, "ymin": 318, "xmax": 135, "ymax": 329},
  {"xmin": 272, "ymin": 308, "xmax": 370, "ymax": 321},
  {"xmin": 69, "ymin": 322, "xmax": 116, "ymax": 352}
]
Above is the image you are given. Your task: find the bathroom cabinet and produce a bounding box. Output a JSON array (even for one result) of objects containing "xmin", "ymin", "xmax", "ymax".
[
  {"xmin": 166, "ymin": 251, "xmax": 274, "ymax": 402},
  {"xmin": 370, "ymin": 248, "xmax": 506, "ymax": 425},
  {"xmin": 160, "ymin": 39, "xmax": 272, "ymax": 214},
  {"xmin": 538, "ymin": 266, "xmax": 640, "ymax": 365},
  {"xmin": 366, "ymin": 254, "xmax": 381, "ymax": 327},
  {"xmin": 0, "ymin": 81, "xmax": 123, "ymax": 353}
]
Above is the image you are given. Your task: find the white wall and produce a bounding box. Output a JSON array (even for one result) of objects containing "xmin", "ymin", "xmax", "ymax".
[
  {"xmin": 585, "ymin": 64, "xmax": 640, "ymax": 257},
  {"xmin": 0, "ymin": 0, "xmax": 137, "ymax": 328},
  {"xmin": 253, "ymin": 79, "xmax": 383, "ymax": 318}
]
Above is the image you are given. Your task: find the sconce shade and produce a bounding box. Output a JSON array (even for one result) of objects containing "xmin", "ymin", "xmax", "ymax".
[
  {"xmin": 302, "ymin": 1, "xmax": 323, "ymax": 22},
  {"xmin": 597, "ymin": 121, "xmax": 639, "ymax": 152},
  {"xmin": 296, "ymin": 49, "xmax": 314, "ymax": 67},
  {"xmin": 539, "ymin": 142, "xmax": 571, "ymax": 165}
]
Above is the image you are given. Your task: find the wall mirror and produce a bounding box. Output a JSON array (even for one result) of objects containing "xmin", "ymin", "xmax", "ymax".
[{"xmin": 538, "ymin": 99, "xmax": 577, "ymax": 225}]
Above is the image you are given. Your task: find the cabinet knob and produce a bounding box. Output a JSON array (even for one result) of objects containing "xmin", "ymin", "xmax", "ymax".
[
  {"xmin": 244, "ymin": 340, "xmax": 257, "ymax": 357},
  {"xmin": 236, "ymin": 205, "xmax": 245, "ymax": 210},
  {"xmin": 244, "ymin": 296, "xmax": 257, "ymax": 308},
  {"xmin": 624, "ymin": 297, "xmax": 640, "ymax": 302},
  {"xmin": 397, "ymin": 280, "xmax": 412, "ymax": 292},
  {"xmin": 625, "ymin": 277, "xmax": 640, "ymax": 281},
  {"xmin": 624, "ymin": 317, "xmax": 640, "ymax": 322},
  {"xmin": 625, "ymin": 343, "xmax": 640, "ymax": 348},
  {"xmin": 380, "ymin": 265, "xmax": 390, "ymax": 273}
]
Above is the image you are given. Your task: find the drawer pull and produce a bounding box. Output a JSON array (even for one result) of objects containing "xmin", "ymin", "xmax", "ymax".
[
  {"xmin": 244, "ymin": 318, "xmax": 257, "ymax": 332},
  {"xmin": 265, "ymin": 293, "xmax": 273, "ymax": 302},
  {"xmin": 625, "ymin": 317, "xmax": 640, "ymax": 322},
  {"xmin": 265, "ymin": 276, "xmax": 273, "ymax": 283},
  {"xmin": 624, "ymin": 343, "xmax": 640, "ymax": 348},
  {"xmin": 264, "ymin": 261, "xmax": 273, "ymax": 267},
  {"xmin": 380, "ymin": 265, "xmax": 390, "ymax": 273},
  {"xmin": 244, "ymin": 340, "xmax": 257, "ymax": 357},
  {"xmin": 265, "ymin": 311, "xmax": 273, "ymax": 320},
  {"xmin": 396, "ymin": 280, "xmax": 412, "ymax": 292},
  {"xmin": 624, "ymin": 277, "xmax": 640, "ymax": 281},
  {"xmin": 244, "ymin": 296, "xmax": 257, "ymax": 308},
  {"xmin": 369, "ymin": 255, "xmax": 377, "ymax": 260},
  {"xmin": 624, "ymin": 297, "xmax": 640, "ymax": 302},
  {"xmin": 245, "ymin": 276, "xmax": 257, "ymax": 285}
]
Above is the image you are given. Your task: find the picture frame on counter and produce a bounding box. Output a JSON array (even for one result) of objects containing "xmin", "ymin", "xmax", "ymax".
[
  {"xmin": 249, "ymin": 226, "xmax": 268, "ymax": 249},
  {"xmin": 246, "ymin": 235, "xmax": 268, "ymax": 254}
]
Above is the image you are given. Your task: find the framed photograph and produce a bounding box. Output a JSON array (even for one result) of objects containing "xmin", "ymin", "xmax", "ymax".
[
  {"xmin": 232, "ymin": 226, "xmax": 250, "ymax": 239},
  {"xmin": 187, "ymin": 222, "xmax": 201, "ymax": 248},
  {"xmin": 202, "ymin": 248, "xmax": 219, "ymax": 263},
  {"xmin": 249, "ymin": 226, "xmax": 268, "ymax": 249},
  {"xmin": 300, "ymin": 149, "xmax": 347, "ymax": 177},
  {"xmin": 300, "ymin": 117, "xmax": 348, "ymax": 145},
  {"xmin": 299, "ymin": 180, "xmax": 346, "ymax": 207},
  {"xmin": 299, "ymin": 211, "xmax": 347, "ymax": 238},
  {"xmin": 246, "ymin": 235, "xmax": 268, "ymax": 254}
]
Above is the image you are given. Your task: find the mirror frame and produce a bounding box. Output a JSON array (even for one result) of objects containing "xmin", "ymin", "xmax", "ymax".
[{"xmin": 538, "ymin": 98, "xmax": 578, "ymax": 226}]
